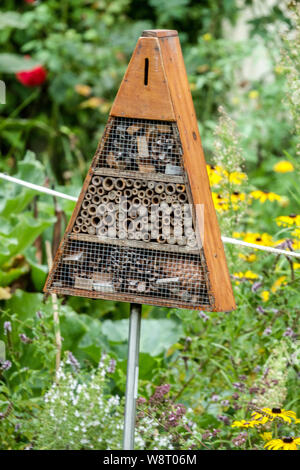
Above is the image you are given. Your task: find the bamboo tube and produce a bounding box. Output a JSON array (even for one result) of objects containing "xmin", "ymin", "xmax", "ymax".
[
  {"xmin": 97, "ymin": 186, "xmax": 104, "ymax": 196},
  {"xmin": 132, "ymin": 188, "xmax": 138, "ymax": 195},
  {"xmin": 133, "ymin": 180, "xmax": 142, "ymax": 189},
  {"xmin": 91, "ymin": 216, "xmax": 101, "ymax": 227},
  {"xmin": 97, "ymin": 226, "xmax": 107, "ymax": 236},
  {"xmin": 125, "ymin": 179, "xmax": 134, "ymax": 187},
  {"xmin": 101, "ymin": 195, "xmax": 109, "ymax": 204},
  {"xmin": 81, "ymin": 209, "xmax": 88, "ymax": 219},
  {"xmin": 142, "ymin": 232, "xmax": 151, "ymax": 242},
  {"xmin": 187, "ymin": 236, "xmax": 197, "ymax": 248},
  {"xmin": 138, "ymin": 190, "xmax": 145, "ymax": 199},
  {"xmin": 107, "ymin": 201, "xmax": 116, "ymax": 212},
  {"xmin": 178, "ymin": 193, "xmax": 187, "ymax": 203},
  {"xmin": 92, "ymin": 194, "xmax": 101, "ymax": 204},
  {"xmin": 103, "ymin": 177, "xmax": 114, "ymax": 191},
  {"xmin": 176, "ymin": 184, "xmax": 185, "ymax": 193},
  {"xmin": 157, "ymin": 234, "xmax": 166, "ymax": 243},
  {"xmin": 97, "ymin": 203, "xmax": 107, "ymax": 215},
  {"xmin": 124, "ymin": 188, "xmax": 133, "ymax": 198},
  {"xmin": 142, "ymin": 197, "xmax": 150, "ymax": 206},
  {"xmin": 88, "ymin": 184, "xmax": 97, "ymax": 195},
  {"xmin": 92, "ymin": 176, "xmax": 102, "ymax": 186},
  {"xmin": 81, "ymin": 224, "xmax": 88, "ymax": 232},
  {"xmin": 76, "ymin": 216, "xmax": 84, "ymax": 226},
  {"xmin": 145, "ymin": 188, "xmax": 153, "ymax": 198},
  {"xmin": 73, "ymin": 225, "xmax": 81, "ymax": 233},
  {"xmin": 165, "ymin": 183, "xmax": 176, "ymax": 195},
  {"xmin": 177, "ymin": 236, "xmax": 187, "ymax": 246},
  {"xmin": 88, "ymin": 226, "xmax": 96, "ymax": 234},
  {"xmin": 108, "ymin": 190, "xmax": 117, "ymax": 201},
  {"xmin": 160, "ymin": 193, "xmax": 166, "ymax": 200},
  {"xmin": 154, "ymin": 182, "xmax": 165, "ymax": 194},
  {"xmin": 132, "ymin": 197, "xmax": 140, "ymax": 207},
  {"xmin": 88, "ymin": 204, "xmax": 97, "ymax": 216},
  {"xmin": 166, "ymin": 236, "xmax": 176, "ymax": 245},
  {"xmin": 114, "ymin": 178, "xmax": 126, "ymax": 190},
  {"xmin": 152, "ymin": 195, "xmax": 160, "ymax": 205},
  {"xmin": 85, "ymin": 193, "xmax": 92, "ymax": 201},
  {"xmin": 82, "ymin": 199, "xmax": 90, "ymax": 209},
  {"xmin": 103, "ymin": 214, "xmax": 115, "ymax": 227},
  {"xmin": 148, "ymin": 181, "xmax": 155, "ymax": 190}
]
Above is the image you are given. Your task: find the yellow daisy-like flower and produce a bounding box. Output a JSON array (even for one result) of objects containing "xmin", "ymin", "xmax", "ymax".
[
  {"xmin": 231, "ymin": 419, "xmax": 260, "ymax": 428},
  {"xmin": 264, "ymin": 437, "xmax": 300, "ymax": 450},
  {"xmin": 212, "ymin": 192, "xmax": 229, "ymax": 212},
  {"xmin": 250, "ymin": 190, "xmax": 281, "ymax": 203},
  {"xmin": 252, "ymin": 408, "xmax": 297, "ymax": 424},
  {"xmin": 292, "ymin": 227, "xmax": 300, "ymax": 239},
  {"xmin": 260, "ymin": 432, "xmax": 273, "ymax": 442},
  {"xmin": 234, "ymin": 271, "xmax": 259, "ymax": 283},
  {"xmin": 229, "ymin": 171, "xmax": 247, "ymax": 185},
  {"xmin": 261, "ymin": 291, "xmax": 270, "ymax": 302},
  {"xmin": 276, "ymin": 214, "xmax": 300, "ymax": 227},
  {"xmin": 242, "ymin": 232, "xmax": 274, "ymax": 247},
  {"xmin": 80, "ymin": 97, "xmax": 104, "ymax": 109},
  {"xmin": 293, "ymin": 262, "xmax": 300, "ymax": 270},
  {"xmin": 273, "ymin": 160, "xmax": 294, "ymax": 173},
  {"xmin": 206, "ymin": 165, "xmax": 223, "ymax": 186},
  {"xmin": 238, "ymin": 253, "xmax": 257, "ymax": 263},
  {"xmin": 271, "ymin": 276, "xmax": 287, "ymax": 293}
]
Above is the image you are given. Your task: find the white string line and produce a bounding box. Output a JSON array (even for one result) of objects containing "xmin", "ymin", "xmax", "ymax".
[{"xmin": 1, "ymin": 171, "xmax": 300, "ymax": 259}]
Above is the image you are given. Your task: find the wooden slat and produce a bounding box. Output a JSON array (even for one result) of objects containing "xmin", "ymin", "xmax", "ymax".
[
  {"xmin": 158, "ymin": 35, "xmax": 236, "ymax": 312},
  {"xmin": 110, "ymin": 37, "xmax": 176, "ymax": 121}
]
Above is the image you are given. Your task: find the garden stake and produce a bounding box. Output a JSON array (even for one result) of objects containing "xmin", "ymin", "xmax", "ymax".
[{"xmin": 123, "ymin": 303, "xmax": 142, "ymax": 450}]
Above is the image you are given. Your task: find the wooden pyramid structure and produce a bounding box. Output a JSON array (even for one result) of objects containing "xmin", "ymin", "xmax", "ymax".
[{"xmin": 44, "ymin": 30, "xmax": 236, "ymax": 312}]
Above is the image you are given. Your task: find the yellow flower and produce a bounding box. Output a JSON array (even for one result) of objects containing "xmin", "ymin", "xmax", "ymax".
[
  {"xmin": 274, "ymin": 65, "xmax": 285, "ymax": 75},
  {"xmin": 0, "ymin": 287, "xmax": 11, "ymax": 300},
  {"xmin": 207, "ymin": 165, "xmax": 223, "ymax": 186},
  {"xmin": 252, "ymin": 408, "xmax": 297, "ymax": 424},
  {"xmin": 228, "ymin": 171, "xmax": 247, "ymax": 185},
  {"xmin": 292, "ymin": 228, "xmax": 300, "ymax": 239},
  {"xmin": 250, "ymin": 190, "xmax": 281, "ymax": 203},
  {"xmin": 80, "ymin": 97, "xmax": 104, "ymax": 109},
  {"xmin": 238, "ymin": 253, "xmax": 257, "ymax": 263},
  {"xmin": 231, "ymin": 419, "xmax": 260, "ymax": 428},
  {"xmin": 248, "ymin": 90, "xmax": 259, "ymax": 100},
  {"xmin": 271, "ymin": 276, "xmax": 287, "ymax": 293},
  {"xmin": 260, "ymin": 432, "xmax": 273, "ymax": 442},
  {"xmin": 242, "ymin": 232, "xmax": 274, "ymax": 247},
  {"xmin": 212, "ymin": 192, "xmax": 229, "ymax": 212},
  {"xmin": 202, "ymin": 33, "xmax": 213, "ymax": 41},
  {"xmin": 234, "ymin": 271, "xmax": 259, "ymax": 282},
  {"xmin": 264, "ymin": 437, "xmax": 300, "ymax": 450},
  {"xmin": 261, "ymin": 291, "xmax": 270, "ymax": 302},
  {"xmin": 293, "ymin": 262, "xmax": 300, "ymax": 270},
  {"xmin": 276, "ymin": 214, "xmax": 300, "ymax": 227},
  {"xmin": 74, "ymin": 84, "xmax": 92, "ymax": 96},
  {"xmin": 273, "ymin": 160, "xmax": 294, "ymax": 173}
]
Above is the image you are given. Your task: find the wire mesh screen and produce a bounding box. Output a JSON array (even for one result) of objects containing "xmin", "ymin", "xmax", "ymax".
[
  {"xmin": 47, "ymin": 236, "xmax": 212, "ymax": 309},
  {"xmin": 94, "ymin": 117, "xmax": 184, "ymax": 175},
  {"xmin": 45, "ymin": 115, "xmax": 214, "ymax": 310}
]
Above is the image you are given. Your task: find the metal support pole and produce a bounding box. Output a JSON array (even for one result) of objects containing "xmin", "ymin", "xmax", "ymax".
[{"xmin": 123, "ymin": 303, "xmax": 142, "ymax": 450}]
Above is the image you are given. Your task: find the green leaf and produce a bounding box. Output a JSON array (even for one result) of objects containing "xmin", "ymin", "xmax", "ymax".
[
  {"xmin": 102, "ymin": 318, "xmax": 183, "ymax": 357},
  {"xmin": 0, "ymin": 12, "xmax": 26, "ymax": 30},
  {"xmin": 0, "ymin": 54, "xmax": 40, "ymax": 73}
]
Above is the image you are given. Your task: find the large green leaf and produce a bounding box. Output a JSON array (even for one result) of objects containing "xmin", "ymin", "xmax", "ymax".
[
  {"xmin": 0, "ymin": 12, "xmax": 26, "ymax": 30},
  {"xmin": 0, "ymin": 54, "xmax": 40, "ymax": 73},
  {"xmin": 102, "ymin": 318, "xmax": 183, "ymax": 357}
]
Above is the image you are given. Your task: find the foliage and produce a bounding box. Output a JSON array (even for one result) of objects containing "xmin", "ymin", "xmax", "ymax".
[{"xmin": 0, "ymin": 0, "xmax": 299, "ymax": 451}]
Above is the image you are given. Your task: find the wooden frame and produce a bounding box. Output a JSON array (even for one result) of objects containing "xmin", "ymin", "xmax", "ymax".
[{"xmin": 44, "ymin": 29, "xmax": 236, "ymax": 312}]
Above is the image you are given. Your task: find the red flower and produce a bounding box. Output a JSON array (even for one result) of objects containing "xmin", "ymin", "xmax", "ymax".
[
  {"xmin": 24, "ymin": 0, "xmax": 35, "ymax": 4},
  {"xmin": 16, "ymin": 65, "xmax": 47, "ymax": 87}
]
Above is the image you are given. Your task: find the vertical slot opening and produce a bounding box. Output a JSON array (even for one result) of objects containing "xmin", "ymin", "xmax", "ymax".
[{"xmin": 144, "ymin": 58, "xmax": 149, "ymax": 86}]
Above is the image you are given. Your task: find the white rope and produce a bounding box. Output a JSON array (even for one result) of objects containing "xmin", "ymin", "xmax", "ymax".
[
  {"xmin": 0, "ymin": 172, "xmax": 78, "ymax": 202},
  {"xmin": 1, "ymin": 172, "xmax": 299, "ymax": 259}
]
